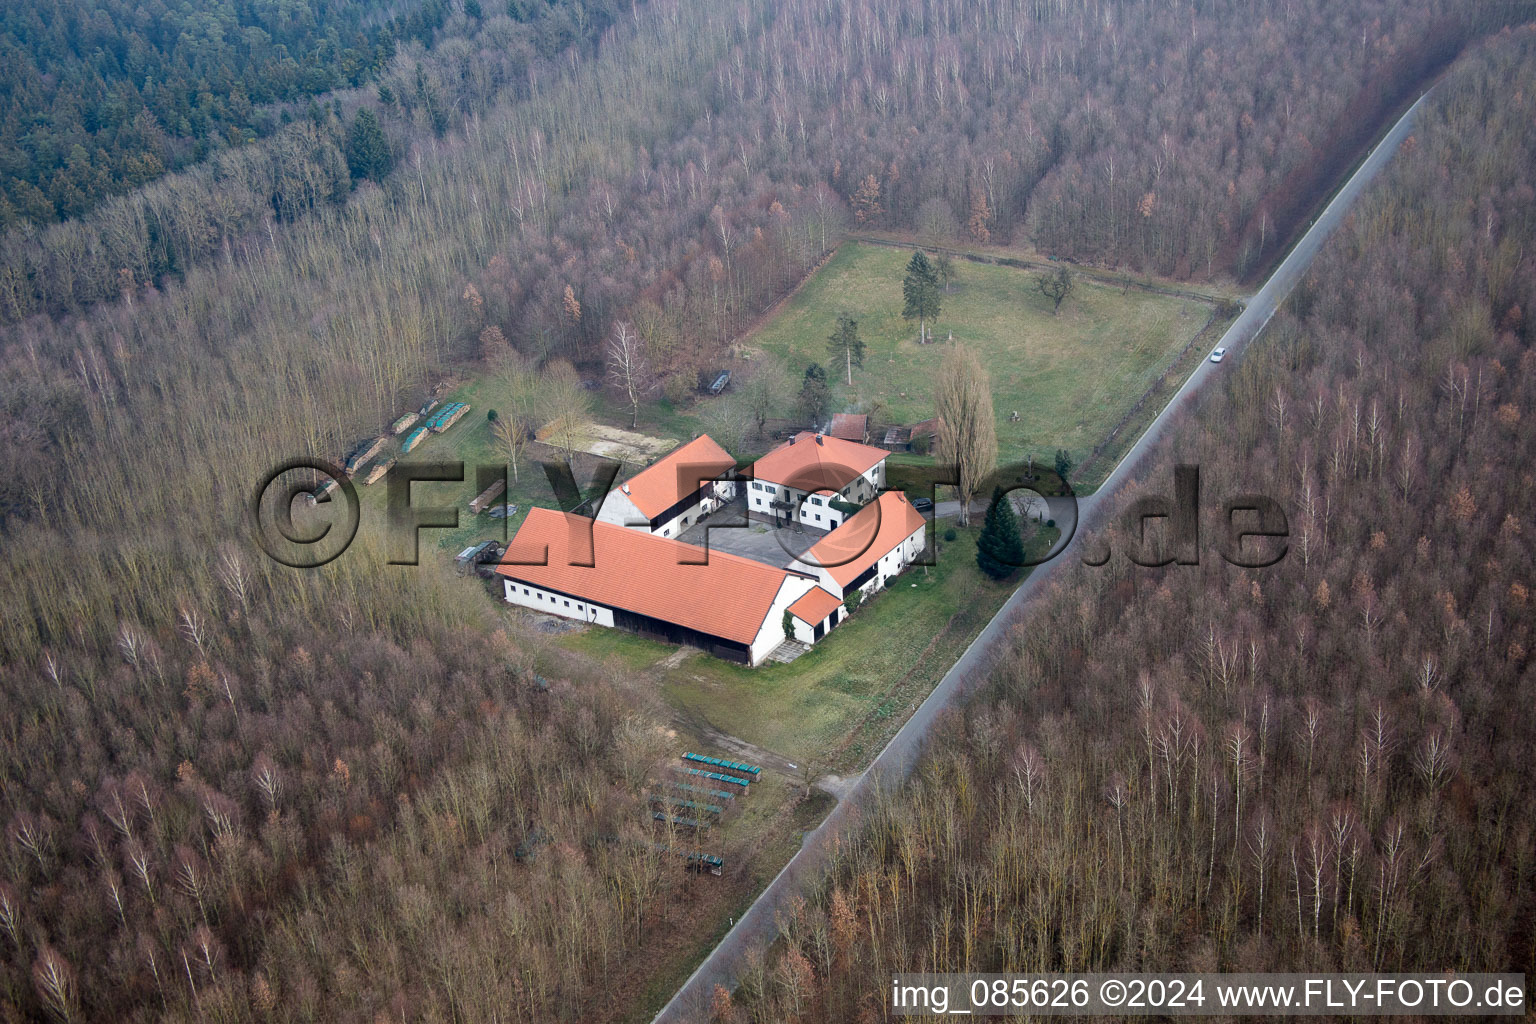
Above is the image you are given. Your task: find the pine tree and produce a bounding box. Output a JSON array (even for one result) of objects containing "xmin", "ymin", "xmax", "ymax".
[
  {"xmin": 902, "ymin": 250, "xmax": 941, "ymax": 343},
  {"xmin": 799, "ymin": 363, "xmax": 832, "ymax": 423},
  {"xmin": 976, "ymin": 487, "xmax": 1025, "ymax": 579},
  {"xmin": 827, "ymin": 315, "xmax": 864, "ymax": 386},
  {"xmin": 346, "ymin": 109, "xmax": 393, "ymax": 182}
]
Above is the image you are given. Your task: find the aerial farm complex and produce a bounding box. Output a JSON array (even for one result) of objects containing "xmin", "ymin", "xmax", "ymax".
[{"xmin": 496, "ymin": 431, "xmax": 929, "ymax": 665}]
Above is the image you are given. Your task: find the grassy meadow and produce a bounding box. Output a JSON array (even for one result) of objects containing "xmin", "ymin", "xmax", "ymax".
[{"xmin": 744, "ymin": 242, "xmax": 1217, "ymax": 471}]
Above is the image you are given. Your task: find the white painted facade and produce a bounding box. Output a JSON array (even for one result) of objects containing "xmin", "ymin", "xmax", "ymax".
[
  {"xmin": 789, "ymin": 604, "xmax": 845, "ymax": 644},
  {"xmin": 596, "ymin": 479, "xmax": 736, "ymax": 539},
  {"xmin": 813, "ymin": 522, "xmax": 928, "ymax": 601},
  {"xmin": 503, "ymin": 563, "xmax": 810, "ymax": 667},
  {"xmin": 748, "ymin": 575, "xmax": 820, "ymax": 664},
  {"xmin": 747, "ymin": 461, "xmax": 884, "ymax": 520},
  {"xmin": 795, "ymin": 491, "xmax": 849, "ymax": 530},
  {"xmin": 502, "ymin": 578, "xmax": 617, "ymax": 627}
]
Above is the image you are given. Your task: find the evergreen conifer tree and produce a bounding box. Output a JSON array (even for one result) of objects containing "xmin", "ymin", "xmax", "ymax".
[{"xmin": 976, "ymin": 486, "xmax": 1025, "ymax": 579}]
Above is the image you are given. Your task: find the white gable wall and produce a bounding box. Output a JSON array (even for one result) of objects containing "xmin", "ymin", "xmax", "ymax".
[
  {"xmin": 595, "ymin": 488, "xmax": 648, "ymax": 531},
  {"xmin": 747, "ymin": 574, "xmax": 819, "ymax": 665}
]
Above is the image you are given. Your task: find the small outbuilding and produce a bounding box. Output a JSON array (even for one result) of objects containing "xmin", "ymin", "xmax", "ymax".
[{"xmin": 828, "ymin": 412, "xmax": 868, "ymax": 443}]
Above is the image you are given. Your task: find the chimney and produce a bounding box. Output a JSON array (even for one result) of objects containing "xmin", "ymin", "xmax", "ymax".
[
  {"xmin": 788, "ymin": 435, "xmax": 796, "ymax": 445},
  {"xmin": 815, "ymin": 433, "xmax": 824, "ymax": 446}
]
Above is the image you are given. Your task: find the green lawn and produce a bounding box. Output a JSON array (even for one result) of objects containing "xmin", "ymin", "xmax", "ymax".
[
  {"xmin": 744, "ymin": 241, "xmax": 1215, "ymax": 472},
  {"xmin": 343, "ymin": 240, "xmax": 1212, "ymax": 559},
  {"xmin": 556, "ymin": 526, "xmax": 1017, "ymax": 767}
]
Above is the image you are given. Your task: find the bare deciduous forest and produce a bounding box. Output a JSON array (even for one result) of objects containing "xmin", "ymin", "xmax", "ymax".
[
  {"xmin": 727, "ymin": 29, "xmax": 1536, "ymax": 1024},
  {"xmin": 0, "ymin": 0, "xmax": 1527, "ymax": 1021}
]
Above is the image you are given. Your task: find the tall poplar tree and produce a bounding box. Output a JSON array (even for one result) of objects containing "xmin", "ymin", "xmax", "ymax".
[{"xmin": 935, "ymin": 341, "xmax": 997, "ymax": 525}]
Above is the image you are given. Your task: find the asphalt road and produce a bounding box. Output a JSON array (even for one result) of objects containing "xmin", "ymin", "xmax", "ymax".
[{"xmin": 650, "ymin": 88, "xmax": 1433, "ymax": 1024}]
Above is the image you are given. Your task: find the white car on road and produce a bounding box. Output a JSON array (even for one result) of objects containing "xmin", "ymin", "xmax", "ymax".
[{"xmin": 1209, "ymin": 347, "xmax": 1227, "ymax": 363}]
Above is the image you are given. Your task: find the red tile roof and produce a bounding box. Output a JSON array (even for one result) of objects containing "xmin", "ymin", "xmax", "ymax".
[
  {"xmin": 753, "ymin": 431, "xmax": 886, "ymax": 491},
  {"xmin": 617, "ymin": 434, "xmax": 737, "ymax": 518},
  {"xmin": 496, "ymin": 507, "xmax": 804, "ymax": 645},
  {"xmin": 797, "ymin": 491, "xmax": 927, "ymax": 588},
  {"xmin": 787, "ymin": 587, "xmax": 843, "ymax": 625},
  {"xmin": 828, "ymin": 412, "xmax": 867, "ymax": 441},
  {"xmin": 908, "ymin": 417, "xmax": 945, "ymax": 439}
]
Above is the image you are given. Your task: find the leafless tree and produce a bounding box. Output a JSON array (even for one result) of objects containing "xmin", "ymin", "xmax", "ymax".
[
  {"xmin": 31, "ymin": 946, "xmax": 78, "ymax": 1024},
  {"xmin": 606, "ymin": 320, "xmax": 654, "ymax": 429},
  {"xmin": 935, "ymin": 341, "xmax": 997, "ymax": 525}
]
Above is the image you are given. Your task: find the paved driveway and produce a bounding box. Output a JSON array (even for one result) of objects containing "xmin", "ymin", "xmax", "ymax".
[{"xmin": 934, "ymin": 490, "xmax": 1052, "ymax": 523}]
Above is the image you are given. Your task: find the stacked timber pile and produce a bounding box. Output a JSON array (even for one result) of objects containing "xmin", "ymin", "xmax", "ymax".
[
  {"xmin": 390, "ymin": 411, "xmax": 420, "ymax": 435},
  {"xmin": 425, "ymin": 402, "xmax": 469, "ymax": 433},
  {"xmin": 343, "ymin": 437, "xmax": 386, "ymax": 476},
  {"xmin": 469, "ymin": 479, "xmax": 506, "ymax": 514},
  {"xmin": 401, "ymin": 426, "xmax": 429, "ymax": 453},
  {"xmin": 360, "ymin": 458, "xmax": 395, "ymax": 486}
]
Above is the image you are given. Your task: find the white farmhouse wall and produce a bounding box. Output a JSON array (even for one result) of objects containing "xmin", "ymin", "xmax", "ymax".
[
  {"xmin": 502, "ymin": 578, "xmax": 617, "ymax": 627},
  {"xmin": 601, "ymin": 480, "xmax": 737, "ymax": 538},
  {"xmin": 789, "ymin": 605, "xmax": 844, "ymax": 644},
  {"xmin": 594, "ymin": 489, "xmax": 648, "ymax": 531},
  {"xmin": 796, "ymin": 493, "xmax": 847, "ymax": 530},
  {"xmin": 652, "ymin": 480, "xmax": 736, "ymax": 538},
  {"xmin": 749, "ymin": 466, "xmax": 884, "ymax": 521},
  {"xmin": 747, "ymin": 575, "xmax": 818, "ymax": 665}
]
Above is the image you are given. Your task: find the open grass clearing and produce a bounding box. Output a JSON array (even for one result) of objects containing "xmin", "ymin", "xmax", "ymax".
[{"xmin": 742, "ymin": 241, "xmax": 1216, "ymax": 472}]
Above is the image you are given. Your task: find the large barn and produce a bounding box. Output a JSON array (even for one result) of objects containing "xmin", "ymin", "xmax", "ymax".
[
  {"xmin": 595, "ymin": 434, "xmax": 738, "ymax": 538},
  {"xmin": 497, "ymin": 507, "xmax": 816, "ymax": 665}
]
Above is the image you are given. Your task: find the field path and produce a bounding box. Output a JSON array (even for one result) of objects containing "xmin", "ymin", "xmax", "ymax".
[{"xmin": 650, "ymin": 87, "xmax": 1432, "ymax": 1024}]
